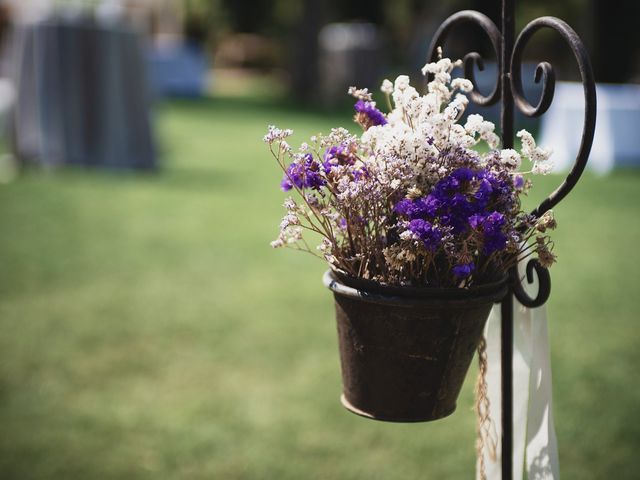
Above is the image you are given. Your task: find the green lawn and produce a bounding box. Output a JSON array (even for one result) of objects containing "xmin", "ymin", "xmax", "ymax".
[{"xmin": 0, "ymin": 97, "xmax": 638, "ymax": 479}]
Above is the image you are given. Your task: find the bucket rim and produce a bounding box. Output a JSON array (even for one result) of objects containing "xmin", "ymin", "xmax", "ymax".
[{"xmin": 323, "ymin": 270, "xmax": 509, "ymax": 307}]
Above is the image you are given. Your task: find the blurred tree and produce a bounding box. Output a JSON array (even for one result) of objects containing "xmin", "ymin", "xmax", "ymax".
[
  {"xmin": 384, "ymin": 0, "xmax": 464, "ymax": 68},
  {"xmin": 182, "ymin": 0, "xmax": 228, "ymax": 48},
  {"xmin": 289, "ymin": 0, "xmax": 325, "ymax": 103},
  {"xmin": 220, "ymin": 0, "xmax": 276, "ymax": 33},
  {"xmin": 335, "ymin": 0, "xmax": 384, "ymax": 24},
  {"xmin": 590, "ymin": 0, "xmax": 640, "ymax": 83}
]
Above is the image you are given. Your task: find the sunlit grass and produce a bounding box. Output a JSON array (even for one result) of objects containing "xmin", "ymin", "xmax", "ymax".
[{"xmin": 0, "ymin": 97, "xmax": 638, "ymax": 479}]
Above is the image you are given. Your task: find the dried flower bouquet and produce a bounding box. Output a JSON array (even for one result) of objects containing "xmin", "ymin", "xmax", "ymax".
[{"xmin": 264, "ymin": 53, "xmax": 557, "ymax": 288}]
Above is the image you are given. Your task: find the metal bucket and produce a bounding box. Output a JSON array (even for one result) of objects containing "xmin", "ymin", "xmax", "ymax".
[{"xmin": 323, "ymin": 270, "xmax": 508, "ymax": 422}]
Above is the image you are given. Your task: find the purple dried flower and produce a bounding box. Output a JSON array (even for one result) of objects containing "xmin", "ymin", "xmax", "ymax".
[
  {"xmin": 281, "ymin": 154, "xmax": 326, "ymax": 191},
  {"xmin": 322, "ymin": 144, "xmax": 369, "ymax": 181},
  {"xmin": 513, "ymin": 174, "xmax": 525, "ymax": 190},
  {"xmin": 453, "ymin": 262, "xmax": 474, "ymax": 278},
  {"xmin": 322, "ymin": 144, "xmax": 355, "ymax": 173},
  {"xmin": 394, "ymin": 167, "xmax": 515, "ymax": 258},
  {"xmin": 426, "ymin": 168, "xmax": 514, "ymax": 234},
  {"xmin": 408, "ymin": 219, "xmax": 442, "ymax": 251},
  {"xmin": 395, "ymin": 197, "xmax": 438, "ymax": 219},
  {"xmin": 354, "ymin": 100, "xmax": 387, "ymax": 129},
  {"xmin": 394, "ymin": 198, "xmax": 411, "ymax": 216},
  {"xmin": 482, "ymin": 212, "xmax": 507, "ymax": 253},
  {"xmin": 469, "ymin": 211, "xmax": 508, "ymax": 254},
  {"xmin": 474, "ymin": 178, "xmax": 494, "ymax": 203},
  {"xmin": 468, "ymin": 214, "xmax": 483, "ymax": 229},
  {"xmin": 485, "ymin": 211, "xmax": 506, "ymax": 226}
]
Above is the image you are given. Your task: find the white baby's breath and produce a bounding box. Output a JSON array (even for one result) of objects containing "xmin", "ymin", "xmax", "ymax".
[
  {"xmin": 517, "ymin": 130, "xmax": 554, "ymax": 174},
  {"xmin": 263, "ymin": 125, "xmax": 293, "ymax": 144},
  {"xmin": 500, "ymin": 149, "xmax": 522, "ymax": 170},
  {"xmin": 394, "ymin": 75, "xmax": 411, "ymax": 91},
  {"xmin": 348, "ymin": 86, "xmax": 373, "ymax": 101},
  {"xmin": 451, "ymin": 77, "xmax": 474, "ymax": 93},
  {"xmin": 381, "ymin": 79, "xmax": 394, "ymax": 95}
]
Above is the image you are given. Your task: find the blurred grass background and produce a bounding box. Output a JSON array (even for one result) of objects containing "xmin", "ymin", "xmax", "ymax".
[{"xmin": 0, "ymin": 97, "xmax": 638, "ymax": 479}]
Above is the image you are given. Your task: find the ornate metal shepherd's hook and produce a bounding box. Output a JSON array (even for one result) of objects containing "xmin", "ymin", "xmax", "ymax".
[{"xmin": 425, "ymin": 1, "xmax": 596, "ymax": 478}]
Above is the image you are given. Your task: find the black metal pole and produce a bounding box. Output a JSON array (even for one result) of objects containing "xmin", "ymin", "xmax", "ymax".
[
  {"xmin": 500, "ymin": 1, "xmax": 515, "ymax": 479},
  {"xmin": 501, "ymin": 0, "xmax": 515, "ymax": 149},
  {"xmin": 425, "ymin": 2, "xmax": 596, "ymax": 478},
  {"xmin": 500, "ymin": 293, "xmax": 514, "ymax": 480}
]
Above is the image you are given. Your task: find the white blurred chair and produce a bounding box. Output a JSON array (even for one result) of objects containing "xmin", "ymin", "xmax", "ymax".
[
  {"xmin": 0, "ymin": 77, "xmax": 16, "ymax": 182},
  {"xmin": 539, "ymin": 82, "xmax": 640, "ymax": 174}
]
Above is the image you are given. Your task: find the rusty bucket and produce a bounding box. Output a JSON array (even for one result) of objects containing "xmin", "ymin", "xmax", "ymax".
[{"xmin": 323, "ymin": 270, "xmax": 508, "ymax": 422}]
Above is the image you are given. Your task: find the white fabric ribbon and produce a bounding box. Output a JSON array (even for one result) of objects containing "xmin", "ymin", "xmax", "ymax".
[{"xmin": 478, "ymin": 297, "xmax": 560, "ymax": 479}]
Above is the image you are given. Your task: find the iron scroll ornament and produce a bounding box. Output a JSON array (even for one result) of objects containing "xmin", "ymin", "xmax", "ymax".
[
  {"xmin": 426, "ymin": 10, "xmax": 503, "ymax": 107},
  {"xmin": 426, "ymin": 11, "xmax": 596, "ymax": 306}
]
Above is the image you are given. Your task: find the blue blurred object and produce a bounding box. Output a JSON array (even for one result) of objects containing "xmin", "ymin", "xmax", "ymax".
[
  {"xmin": 10, "ymin": 15, "xmax": 156, "ymax": 170},
  {"xmin": 147, "ymin": 41, "xmax": 209, "ymax": 98}
]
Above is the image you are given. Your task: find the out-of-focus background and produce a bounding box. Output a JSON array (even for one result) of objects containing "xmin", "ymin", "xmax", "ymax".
[{"xmin": 0, "ymin": 0, "xmax": 638, "ymax": 479}]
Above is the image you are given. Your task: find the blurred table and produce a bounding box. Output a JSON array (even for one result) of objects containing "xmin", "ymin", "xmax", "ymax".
[{"xmin": 11, "ymin": 16, "xmax": 156, "ymax": 170}]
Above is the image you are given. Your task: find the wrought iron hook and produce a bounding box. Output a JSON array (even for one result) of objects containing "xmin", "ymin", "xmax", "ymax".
[
  {"xmin": 426, "ymin": 10, "xmax": 502, "ymax": 106},
  {"xmin": 510, "ymin": 259, "xmax": 551, "ymax": 308},
  {"xmin": 511, "ymin": 16, "xmax": 597, "ymax": 218},
  {"xmin": 426, "ymin": 14, "xmax": 597, "ymax": 221}
]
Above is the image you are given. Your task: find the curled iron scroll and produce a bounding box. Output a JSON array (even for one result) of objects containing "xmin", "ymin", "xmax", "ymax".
[
  {"xmin": 510, "ymin": 259, "xmax": 551, "ymax": 308},
  {"xmin": 426, "ymin": 13, "xmax": 596, "ymax": 307},
  {"xmin": 426, "ymin": 10, "xmax": 502, "ymax": 106},
  {"xmin": 511, "ymin": 16, "xmax": 597, "ymax": 218}
]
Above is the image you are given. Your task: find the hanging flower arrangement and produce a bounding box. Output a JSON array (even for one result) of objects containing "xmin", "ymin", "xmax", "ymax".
[{"xmin": 263, "ymin": 53, "xmax": 559, "ymax": 423}]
